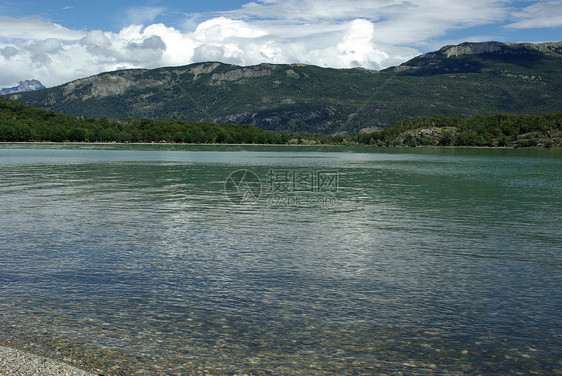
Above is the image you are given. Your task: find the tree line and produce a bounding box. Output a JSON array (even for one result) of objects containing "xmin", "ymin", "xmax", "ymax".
[
  {"xmin": 1, "ymin": 96, "xmax": 560, "ymax": 147},
  {"xmin": 356, "ymin": 113, "xmax": 562, "ymax": 148},
  {"xmin": 0, "ymin": 96, "xmax": 290, "ymax": 144}
]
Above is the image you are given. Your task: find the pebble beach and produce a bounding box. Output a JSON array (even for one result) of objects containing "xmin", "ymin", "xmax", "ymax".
[{"xmin": 0, "ymin": 346, "xmax": 96, "ymax": 376}]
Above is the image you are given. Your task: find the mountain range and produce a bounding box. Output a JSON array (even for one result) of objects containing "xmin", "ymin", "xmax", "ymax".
[
  {"xmin": 0, "ymin": 80, "xmax": 45, "ymax": 96},
  {"xmin": 8, "ymin": 41, "xmax": 562, "ymax": 134}
]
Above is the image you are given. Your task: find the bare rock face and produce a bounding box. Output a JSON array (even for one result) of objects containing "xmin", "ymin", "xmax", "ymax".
[
  {"xmin": 285, "ymin": 69, "xmax": 300, "ymax": 79},
  {"xmin": 62, "ymin": 75, "xmax": 135, "ymax": 100},
  {"xmin": 210, "ymin": 66, "xmax": 273, "ymax": 84},
  {"xmin": 60, "ymin": 70, "xmax": 170, "ymax": 101},
  {"xmin": 396, "ymin": 127, "xmax": 458, "ymax": 146},
  {"xmin": 189, "ymin": 62, "xmax": 221, "ymax": 81},
  {"xmin": 440, "ymin": 42, "xmax": 505, "ymax": 57},
  {"xmin": 519, "ymin": 41, "xmax": 562, "ymax": 57}
]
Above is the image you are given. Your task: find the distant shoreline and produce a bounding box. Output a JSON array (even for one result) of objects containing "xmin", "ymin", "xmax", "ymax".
[{"xmin": 0, "ymin": 141, "xmax": 559, "ymax": 149}]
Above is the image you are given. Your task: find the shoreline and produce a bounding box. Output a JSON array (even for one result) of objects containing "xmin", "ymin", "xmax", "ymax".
[
  {"xmin": 0, "ymin": 141, "xmax": 559, "ymax": 149},
  {"xmin": 0, "ymin": 345, "xmax": 96, "ymax": 376}
]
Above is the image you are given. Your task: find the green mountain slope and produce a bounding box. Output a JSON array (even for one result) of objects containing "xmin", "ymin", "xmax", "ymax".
[{"xmin": 8, "ymin": 41, "xmax": 562, "ymax": 134}]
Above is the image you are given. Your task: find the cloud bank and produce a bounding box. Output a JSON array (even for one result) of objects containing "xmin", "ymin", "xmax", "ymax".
[
  {"xmin": 0, "ymin": 0, "xmax": 559, "ymax": 87},
  {"xmin": 506, "ymin": 1, "xmax": 562, "ymax": 29}
]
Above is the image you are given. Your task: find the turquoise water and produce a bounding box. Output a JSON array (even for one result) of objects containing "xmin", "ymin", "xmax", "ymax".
[{"xmin": 0, "ymin": 144, "xmax": 561, "ymax": 375}]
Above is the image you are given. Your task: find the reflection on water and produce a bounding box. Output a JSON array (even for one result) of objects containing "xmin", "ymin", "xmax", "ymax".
[{"xmin": 0, "ymin": 144, "xmax": 561, "ymax": 375}]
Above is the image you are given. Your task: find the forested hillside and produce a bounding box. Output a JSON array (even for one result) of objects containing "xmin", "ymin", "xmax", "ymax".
[
  {"xmin": 9, "ymin": 41, "xmax": 562, "ymax": 134},
  {"xmin": 1, "ymin": 97, "xmax": 560, "ymax": 147},
  {"xmin": 0, "ymin": 96, "xmax": 287, "ymax": 144},
  {"xmin": 357, "ymin": 113, "xmax": 562, "ymax": 147}
]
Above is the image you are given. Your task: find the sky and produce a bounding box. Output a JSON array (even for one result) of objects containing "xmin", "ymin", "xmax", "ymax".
[{"xmin": 0, "ymin": 0, "xmax": 561, "ymax": 88}]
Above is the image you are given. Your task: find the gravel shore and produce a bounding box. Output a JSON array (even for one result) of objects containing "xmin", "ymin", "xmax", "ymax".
[{"xmin": 0, "ymin": 346, "xmax": 96, "ymax": 376}]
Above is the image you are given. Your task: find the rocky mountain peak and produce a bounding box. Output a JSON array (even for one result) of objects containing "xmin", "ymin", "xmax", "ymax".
[
  {"xmin": 437, "ymin": 41, "xmax": 562, "ymax": 58},
  {"xmin": 391, "ymin": 41, "xmax": 562, "ymax": 75},
  {"xmin": 438, "ymin": 41, "xmax": 507, "ymax": 57},
  {"xmin": 0, "ymin": 79, "xmax": 45, "ymax": 95}
]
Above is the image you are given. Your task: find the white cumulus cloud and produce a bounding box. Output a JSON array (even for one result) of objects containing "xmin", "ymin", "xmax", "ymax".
[
  {"xmin": 28, "ymin": 38, "xmax": 63, "ymax": 54},
  {"xmin": 195, "ymin": 17, "xmax": 268, "ymax": 41}
]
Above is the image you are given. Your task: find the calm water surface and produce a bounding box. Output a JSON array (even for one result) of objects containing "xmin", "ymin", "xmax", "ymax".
[{"xmin": 0, "ymin": 144, "xmax": 560, "ymax": 375}]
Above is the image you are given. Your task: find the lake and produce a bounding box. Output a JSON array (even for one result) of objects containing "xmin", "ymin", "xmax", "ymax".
[{"xmin": 0, "ymin": 144, "xmax": 560, "ymax": 375}]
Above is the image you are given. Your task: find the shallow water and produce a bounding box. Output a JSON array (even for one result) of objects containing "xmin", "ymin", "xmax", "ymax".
[{"xmin": 0, "ymin": 144, "xmax": 561, "ymax": 375}]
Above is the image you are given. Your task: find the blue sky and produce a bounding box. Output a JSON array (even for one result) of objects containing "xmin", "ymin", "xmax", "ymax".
[
  {"xmin": 1, "ymin": 0, "xmax": 561, "ymax": 87},
  {"xmin": 1, "ymin": 0, "xmax": 249, "ymax": 31}
]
